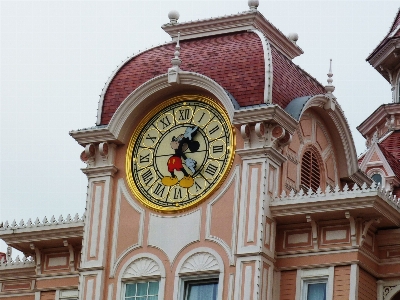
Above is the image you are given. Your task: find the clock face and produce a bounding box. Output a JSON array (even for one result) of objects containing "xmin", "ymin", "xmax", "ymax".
[{"xmin": 126, "ymin": 95, "xmax": 235, "ymax": 212}]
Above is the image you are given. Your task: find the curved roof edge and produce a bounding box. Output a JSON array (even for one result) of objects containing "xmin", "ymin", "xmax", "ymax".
[
  {"xmin": 95, "ymin": 41, "xmax": 174, "ymax": 126},
  {"xmin": 251, "ymin": 29, "xmax": 273, "ymax": 104},
  {"xmin": 285, "ymin": 94, "xmax": 361, "ymax": 182}
]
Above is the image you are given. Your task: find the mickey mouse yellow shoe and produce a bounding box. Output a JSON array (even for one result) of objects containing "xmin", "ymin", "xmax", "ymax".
[
  {"xmin": 179, "ymin": 176, "xmax": 194, "ymax": 188},
  {"xmin": 161, "ymin": 176, "xmax": 178, "ymax": 186}
]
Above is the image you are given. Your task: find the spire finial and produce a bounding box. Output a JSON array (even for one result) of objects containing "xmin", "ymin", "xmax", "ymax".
[
  {"xmin": 168, "ymin": 32, "xmax": 181, "ymax": 84},
  {"xmin": 325, "ymin": 59, "xmax": 335, "ymax": 94},
  {"xmin": 171, "ymin": 32, "xmax": 181, "ymax": 68}
]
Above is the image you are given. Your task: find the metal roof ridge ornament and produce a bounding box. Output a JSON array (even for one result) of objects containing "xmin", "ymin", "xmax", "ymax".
[
  {"xmin": 325, "ymin": 59, "xmax": 335, "ymax": 94},
  {"xmin": 168, "ymin": 31, "xmax": 182, "ymax": 84},
  {"xmin": 0, "ymin": 213, "xmax": 85, "ymax": 232},
  {"xmin": 248, "ymin": 0, "xmax": 259, "ymax": 12}
]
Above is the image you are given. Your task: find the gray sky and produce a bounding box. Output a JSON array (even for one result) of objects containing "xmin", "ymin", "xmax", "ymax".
[{"xmin": 0, "ymin": 0, "xmax": 398, "ymax": 253}]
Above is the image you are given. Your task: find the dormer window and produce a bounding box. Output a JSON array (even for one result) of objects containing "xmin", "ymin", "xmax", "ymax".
[
  {"xmin": 371, "ymin": 173, "xmax": 382, "ymax": 186},
  {"xmin": 301, "ymin": 149, "xmax": 322, "ymax": 192}
]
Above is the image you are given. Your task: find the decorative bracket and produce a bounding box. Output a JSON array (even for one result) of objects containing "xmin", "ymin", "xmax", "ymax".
[
  {"xmin": 306, "ymin": 215, "xmax": 318, "ymax": 250},
  {"xmin": 99, "ymin": 142, "xmax": 109, "ymax": 162},
  {"xmin": 255, "ymin": 122, "xmax": 265, "ymax": 143},
  {"xmin": 63, "ymin": 240, "xmax": 75, "ymax": 271},
  {"xmin": 240, "ymin": 124, "xmax": 250, "ymax": 149},
  {"xmin": 30, "ymin": 244, "xmax": 42, "ymax": 275},
  {"xmin": 80, "ymin": 143, "xmax": 96, "ymax": 167},
  {"xmin": 360, "ymin": 218, "xmax": 381, "ymax": 247},
  {"xmin": 345, "ymin": 212, "xmax": 357, "ymax": 246}
]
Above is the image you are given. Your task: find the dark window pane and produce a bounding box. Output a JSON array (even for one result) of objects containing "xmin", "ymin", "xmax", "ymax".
[
  {"xmin": 307, "ymin": 283, "xmax": 326, "ymax": 300},
  {"xmin": 136, "ymin": 282, "xmax": 148, "ymax": 296},
  {"xmin": 125, "ymin": 284, "xmax": 137, "ymax": 297},
  {"xmin": 371, "ymin": 174, "xmax": 382, "ymax": 185},
  {"xmin": 148, "ymin": 282, "xmax": 159, "ymax": 295},
  {"xmin": 187, "ymin": 282, "xmax": 218, "ymax": 300}
]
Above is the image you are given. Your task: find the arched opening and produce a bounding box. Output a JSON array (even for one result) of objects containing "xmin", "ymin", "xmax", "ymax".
[
  {"xmin": 391, "ymin": 290, "xmax": 400, "ymax": 300},
  {"xmin": 371, "ymin": 173, "xmax": 382, "ymax": 185},
  {"xmin": 301, "ymin": 148, "xmax": 322, "ymax": 192}
]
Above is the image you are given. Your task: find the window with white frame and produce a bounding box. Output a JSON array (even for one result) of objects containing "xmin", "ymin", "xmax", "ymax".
[
  {"xmin": 175, "ymin": 250, "xmax": 224, "ymax": 300},
  {"xmin": 303, "ymin": 279, "xmax": 327, "ymax": 300},
  {"xmin": 124, "ymin": 280, "xmax": 159, "ymax": 300},
  {"xmin": 298, "ymin": 267, "xmax": 333, "ymax": 300},
  {"xmin": 183, "ymin": 277, "xmax": 218, "ymax": 300},
  {"xmin": 59, "ymin": 290, "xmax": 79, "ymax": 300},
  {"xmin": 119, "ymin": 256, "xmax": 165, "ymax": 300}
]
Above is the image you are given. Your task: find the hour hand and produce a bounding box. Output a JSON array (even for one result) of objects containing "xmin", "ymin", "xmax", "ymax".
[{"xmin": 185, "ymin": 158, "xmax": 197, "ymax": 173}]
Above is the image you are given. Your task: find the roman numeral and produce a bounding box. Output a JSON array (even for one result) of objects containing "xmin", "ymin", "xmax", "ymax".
[
  {"xmin": 213, "ymin": 145, "xmax": 224, "ymax": 153},
  {"xmin": 139, "ymin": 153, "xmax": 150, "ymax": 163},
  {"xmin": 209, "ymin": 125, "xmax": 219, "ymax": 135},
  {"xmin": 194, "ymin": 181, "xmax": 202, "ymax": 192},
  {"xmin": 205, "ymin": 164, "xmax": 218, "ymax": 176},
  {"xmin": 173, "ymin": 188, "xmax": 182, "ymax": 199},
  {"xmin": 197, "ymin": 112, "xmax": 205, "ymax": 123},
  {"xmin": 178, "ymin": 109, "xmax": 190, "ymax": 121},
  {"xmin": 153, "ymin": 183, "xmax": 165, "ymax": 197},
  {"xmin": 146, "ymin": 134, "xmax": 157, "ymax": 143},
  {"xmin": 159, "ymin": 116, "xmax": 171, "ymax": 129},
  {"xmin": 141, "ymin": 169, "xmax": 154, "ymax": 186}
]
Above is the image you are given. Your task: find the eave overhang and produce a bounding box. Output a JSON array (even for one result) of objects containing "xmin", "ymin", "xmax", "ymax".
[
  {"xmin": 357, "ymin": 103, "xmax": 400, "ymax": 138},
  {"xmin": 232, "ymin": 104, "xmax": 298, "ymax": 135},
  {"xmin": 366, "ymin": 38, "xmax": 400, "ymax": 82},
  {"xmin": 0, "ymin": 222, "xmax": 84, "ymax": 254},
  {"xmin": 69, "ymin": 126, "xmax": 120, "ymax": 146}
]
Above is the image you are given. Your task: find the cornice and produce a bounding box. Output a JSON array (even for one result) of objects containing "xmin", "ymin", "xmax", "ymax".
[
  {"xmin": 367, "ymin": 38, "xmax": 400, "ymax": 67},
  {"xmin": 162, "ymin": 11, "xmax": 302, "ymax": 60},
  {"xmin": 81, "ymin": 165, "xmax": 118, "ymax": 178},
  {"xmin": 236, "ymin": 146, "xmax": 286, "ymax": 164},
  {"xmin": 357, "ymin": 103, "xmax": 400, "ymax": 137},
  {"xmin": 233, "ymin": 105, "xmax": 298, "ymax": 134},
  {"xmin": 0, "ymin": 224, "xmax": 83, "ymax": 246},
  {"xmin": 69, "ymin": 126, "xmax": 120, "ymax": 146}
]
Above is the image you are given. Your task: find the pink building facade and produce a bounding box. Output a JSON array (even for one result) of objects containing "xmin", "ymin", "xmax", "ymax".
[{"xmin": 1, "ymin": 2, "xmax": 400, "ymax": 300}]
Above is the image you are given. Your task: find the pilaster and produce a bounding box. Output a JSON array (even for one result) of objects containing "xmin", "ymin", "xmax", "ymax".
[
  {"xmin": 78, "ymin": 142, "xmax": 118, "ymax": 300},
  {"xmin": 234, "ymin": 107, "xmax": 292, "ymax": 299}
]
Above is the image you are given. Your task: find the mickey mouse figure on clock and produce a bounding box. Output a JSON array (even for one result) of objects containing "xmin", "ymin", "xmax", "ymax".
[
  {"xmin": 162, "ymin": 126, "xmax": 199, "ymax": 188},
  {"xmin": 126, "ymin": 95, "xmax": 235, "ymax": 212}
]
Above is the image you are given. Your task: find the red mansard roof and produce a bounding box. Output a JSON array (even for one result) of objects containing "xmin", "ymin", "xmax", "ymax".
[
  {"xmin": 378, "ymin": 143, "xmax": 400, "ymax": 180},
  {"xmin": 100, "ymin": 31, "xmax": 325, "ymax": 125},
  {"xmin": 101, "ymin": 32, "xmax": 265, "ymax": 125},
  {"xmin": 367, "ymin": 8, "xmax": 400, "ymax": 60},
  {"xmin": 270, "ymin": 45, "xmax": 325, "ymax": 108},
  {"xmin": 380, "ymin": 131, "xmax": 400, "ymax": 161}
]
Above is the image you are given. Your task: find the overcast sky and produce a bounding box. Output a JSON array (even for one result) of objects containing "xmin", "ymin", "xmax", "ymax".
[{"xmin": 0, "ymin": 0, "xmax": 398, "ymax": 253}]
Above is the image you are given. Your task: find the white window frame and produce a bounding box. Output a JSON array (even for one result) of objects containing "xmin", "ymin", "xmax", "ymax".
[
  {"xmin": 174, "ymin": 248, "xmax": 224, "ymax": 300},
  {"xmin": 181, "ymin": 274, "xmax": 220, "ymax": 300},
  {"xmin": 116, "ymin": 254, "xmax": 166, "ymax": 300},
  {"xmin": 367, "ymin": 169, "xmax": 385, "ymax": 189},
  {"xmin": 122, "ymin": 278, "xmax": 160, "ymax": 300},
  {"xmin": 56, "ymin": 289, "xmax": 79, "ymax": 300},
  {"xmin": 296, "ymin": 267, "xmax": 334, "ymax": 300}
]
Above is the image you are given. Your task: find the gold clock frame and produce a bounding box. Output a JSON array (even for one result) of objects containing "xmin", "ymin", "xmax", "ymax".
[{"xmin": 125, "ymin": 95, "xmax": 236, "ymax": 213}]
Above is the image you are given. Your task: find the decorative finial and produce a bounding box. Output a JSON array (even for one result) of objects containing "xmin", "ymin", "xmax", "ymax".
[
  {"xmin": 168, "ymin": 32, "xmax": 181, "ymax": 84},
  {"xmin": 168, "ymin": 10, "xmax": 180, "ymax": 24},
  {"xmin": 325, "ymin": 59, "xmax": 335, "ymax": 94},
  {"xmin": 287, "ymin": 33, "xmax": 299, "ymax": 44},
  {"xmin": 248, "ymin": 0, "xmax": 259, "ymax": 11}
]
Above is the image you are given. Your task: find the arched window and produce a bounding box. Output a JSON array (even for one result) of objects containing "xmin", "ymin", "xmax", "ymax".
[
  {"xmin": 301, "ymin": 149, "xmax": 321, "ymax": 192},
  {"xmin": 371, "ymin": 173, "xmax": 382, "ymax": 186}
]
